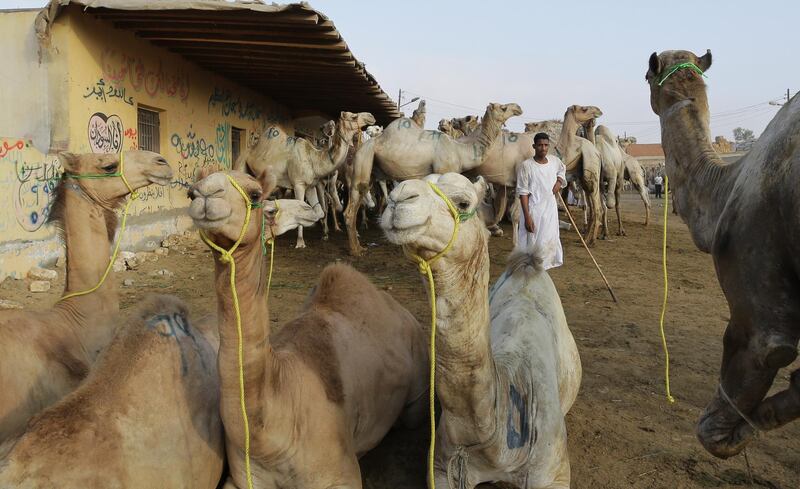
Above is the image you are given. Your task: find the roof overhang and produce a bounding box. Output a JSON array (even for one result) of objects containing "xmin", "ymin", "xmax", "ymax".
[{"xmin": 36, "ymin": 0, "xmax": 401, "ymax": 125}]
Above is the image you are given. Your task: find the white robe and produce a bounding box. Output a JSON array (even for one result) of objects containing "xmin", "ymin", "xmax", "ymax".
[{"xmin": 516, "ymin": 155, "xmax": 567, "ymax": 270}]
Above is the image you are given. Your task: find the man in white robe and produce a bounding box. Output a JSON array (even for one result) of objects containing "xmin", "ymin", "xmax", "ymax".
[{"xmin": 516, "ymin": 132, "xmax": 567, "ymax": 270}]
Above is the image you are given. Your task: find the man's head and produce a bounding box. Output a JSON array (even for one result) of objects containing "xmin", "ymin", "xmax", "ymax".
[{"xmin": 533, "ymin": 132, "xmax": 550, "ymax": 159}]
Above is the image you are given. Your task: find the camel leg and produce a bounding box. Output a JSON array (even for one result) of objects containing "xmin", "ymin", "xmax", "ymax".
[
  {"xmin": 378, "ymin": 179, "xmax": 390, "ymax": 214},
  {"xmin": 327, "ymin": 172, "xmax": 343, "ymax": 232},
  {"xmin": 317, "ymin": 181, "xmax": 330, "ymax": 240},
  {"xmin": 488, "ymin": 185, "xmax": 508, "ymax": 237},
  {"xmin": 510, "ymin": 198, "xmax": 520, "ymax": 248},
  {"xmin": 615, "ymin": 185, "xmax": 625, "ymax": 236},
  {"xmin": 345, "ymin": 139, "xmax": 375, "ymax": 255},
  {"xmin": 582, "ymin": 174, "xmax": 601, "ymax": 245},
  {"xmin": 752, "ymin": 369, "xmax": 800, "ymax": 431},
  {"xmin": 292, "ymin": 183, "xmax": 309, "ymax": 248}
]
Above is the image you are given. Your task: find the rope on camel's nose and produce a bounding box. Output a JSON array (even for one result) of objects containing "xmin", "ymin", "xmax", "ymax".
[
  {"xmin": 406, "ymin": 182, "xmax": 474, "ymax": 489},
  {"xmin": 198, "ymin": 174, "xmax": 255, "ymax": 489},
  {"xmin": 659, "ymin": 175, "xmax": 675, "ymax": 403},
  {"xmin": 59, "ymin": 151, "xmax": 139, "ymax": 302}
]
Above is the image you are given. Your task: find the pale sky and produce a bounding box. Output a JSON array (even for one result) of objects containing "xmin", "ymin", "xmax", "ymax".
[{"xmin": 4, "ymin": 0, "xmax": 797, "ymax": 143}]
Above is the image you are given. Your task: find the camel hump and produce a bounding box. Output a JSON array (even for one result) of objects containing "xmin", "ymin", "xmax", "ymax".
[
  {"xmin": 506, "ymin": 249, "xmax": 545, "ymax": 274},
  {"xmin": 307, "ymin": 263, "xmax": 383, "ymax": 312}
]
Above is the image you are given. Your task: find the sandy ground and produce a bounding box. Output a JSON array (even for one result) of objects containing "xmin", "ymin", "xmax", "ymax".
[{"xmin": 2, "ymin": 193, "xmax": 798, "ymax": 488}]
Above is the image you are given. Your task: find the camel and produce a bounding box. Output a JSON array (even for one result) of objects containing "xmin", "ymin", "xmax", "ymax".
[
  {"xmin": 411, "ymin": 99, "xmax": 427, "ymax": 127},
  {"xmin": 345, "ymin": 102, "xmax": 523, "ymax": 255},
  {"xmin": 0, "ymin": 295, "xmax": 224, "ymax": 488},
  {"xmin": 438, "ymin": 118, "xmax": 460, "ymax": 138},
  {"xmin": 453, "ymin": 115, "xmax": 480, "ymax": 136},
  {"xmin": 646, "ymin": 49, "xmax": 800, "ymax": 459},
  {"xmin": 188, "ymin": 169, "xmax": 428, "ymax": 488},
  {"xmin": 0, "ymin": 150, "xmax": 172, "ymax": 454},
  {"xmin": 594, "ymin": 124, "xmax": 627, "ymax": 237},
  {"xmin": 234, "ymin": 110, "xmax": 376, "ymax": 248},
  {"xmin": 616, "ymin": 137, "xmax": 651, "ymax": 226},
  {"xmin": 382, "ymin": 173, "xmax": 581, "ymax": 488},
  {"xmin": 556, "ymin": 105, "xmax": 604, "ymax": 244}
]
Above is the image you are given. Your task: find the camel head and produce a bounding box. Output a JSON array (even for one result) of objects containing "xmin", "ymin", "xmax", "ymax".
[
  {"xmin": 438, "ymin": 119, "xmax": 454, "ymax": 133},
  {"xmin": 484, "ymin": 103, "xmax": 523, "ymax": 126},
  {"xmin": 565, "ymin": 105, "xmax": 603, "ymax": 125},
  {"xmin": 337, "ymin": 111, "xmax": 376, "ymax": 142},
  {"xmin": 58, "ymin": 150, "xmax": 172, "ymax": 203},
  {"xmin": 365, "ymin": 125, "xmax": 383, "ymax": 137},
  {"xmin": 617, "ymin": 136, "xmax": 636, "ymax": 150},
  {"xmin": 452, "ymin": 115, "xmax": 479, "ymax": 134},
  {"xmin": 646, "ymin": 49, "xmax": 712, "ymax": 116},
  {"xmin": 381, "ymin": 173, "xmax": 489, "ymax": 262},
  {"xmin": 188, "ymin": 169, "xmax": 268, "ymax": 248}
]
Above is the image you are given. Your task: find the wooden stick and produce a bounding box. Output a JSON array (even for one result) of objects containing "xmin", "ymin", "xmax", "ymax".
[{"xmin": 557, "ymin": 193, "xmax": 618, "ymax": 303}]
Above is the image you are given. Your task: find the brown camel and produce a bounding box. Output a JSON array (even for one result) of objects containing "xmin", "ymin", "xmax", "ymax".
[
  {"xmin": 188, "ymin": 169, "xmax": 428, "ymax": 488},
  {"xmin": 382, "ymin": 173, "xmax": 581, "ymax": 488},
  {"xmin": 0, "ymin": 150, "xmax": 172, "ymax": 454},
  {"xmin": 0, "ymin": 295, "xmax": 224, "ymax": 488},
  {"xmin": 647, "ymin": 49, "xmax": 800, "ymax": 459}
]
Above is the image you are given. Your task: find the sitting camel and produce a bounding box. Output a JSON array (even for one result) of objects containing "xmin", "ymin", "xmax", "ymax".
[
  {"xmin": 0, "ymin": 295, "xmax": 224, "ymax": 488},
  {"xmin": 188, "ymin": 169, "xmax": 428, "ymax": 488},
  {"xmin": 234, "ymin": 110, "xmax": 375, "ymax": 248},
  {"xmin": 647, "ymin": 49, "xmax": 800, "ymax": 459},
  {"xmin": 0, "ymin": 150, "xmax": 172, "ymax": 454},
  {"xmin": 382, "ymin": 173, "xmax": 581, "ymax": 488}
]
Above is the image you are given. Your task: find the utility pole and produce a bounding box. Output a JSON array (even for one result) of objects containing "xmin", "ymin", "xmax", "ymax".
[
  {"xmin": 788, "ymin": 88, "xmax": 792, "ymax": 104},
  {"xmin": 397, "ymin": 88, "xmax": 402, "ymax": 111}
]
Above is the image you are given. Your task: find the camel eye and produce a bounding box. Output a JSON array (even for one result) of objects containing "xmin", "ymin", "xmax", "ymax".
[
  {"xmin": 249, "ymin": 191, "xmax": 261, "ymax": 203},
  {"xmin": 101, "ymin": 163, "xmax": 118, "ymax": 173},
  {"xmin": 457, "ymin": 201, "xmax": 470, "ymax": 211}
]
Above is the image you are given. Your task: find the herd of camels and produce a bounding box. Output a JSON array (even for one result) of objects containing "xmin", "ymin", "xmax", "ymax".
[{"xmin": 0, "ymin": 49, "xmax": 797, "ymax": 488}]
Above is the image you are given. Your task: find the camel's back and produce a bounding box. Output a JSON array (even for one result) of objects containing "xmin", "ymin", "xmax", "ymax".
[
  {"xmin": 0, "ymin": 295, "xmax": 224, "ymax": 489},
  {"xmin": 488, "ymin": 256, "xmax": 581, "ymax": 413},
  {"xmin": 276, "ymin": 263, "xmax": 426, "ymax": 453},
  {"xmin": 372, "ymin": 118, "xmax": 473, "ymax": 176}
]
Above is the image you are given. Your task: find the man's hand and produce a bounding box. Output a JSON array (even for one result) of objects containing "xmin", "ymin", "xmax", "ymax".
[
  {"xmin": 552, "ymin": 179, "xmax": 563, "ymax": 195},
  {"xmin": 525, "ymin": 215, "xmax": 535, "ymax": 233}
]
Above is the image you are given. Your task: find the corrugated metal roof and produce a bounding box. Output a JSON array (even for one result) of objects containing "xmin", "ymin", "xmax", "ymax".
[{"xmin": 37, "ymin": 1, "xmax": 401, "ymax": 125}]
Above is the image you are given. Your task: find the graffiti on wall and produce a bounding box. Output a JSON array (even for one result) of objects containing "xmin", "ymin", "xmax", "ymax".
[
  {"xmin": 215, "ymin": 122, "xmax": 231, "ymax": 168},
  {"xmin": 83, "ymin": 78, "xmax": 134, "ymax": 105},
  {"xmin": 208, "ymin": 87, "xmax": 270, "ymax": 122},
  {"xmin": 0, "ymin": 139, "xmax": 63, "ymax": 232},
  {"xmin": 169, "ymin": 125, "xmax": 217, "ymax": 189},
  {"xmin": 124, "ymin": 127, "xmax": 138, "ymax": 150},
  {"xmin": 101, "ymin": 49, "xmax": 190, "ymax": 103},
  {"xmin": 88, "ymin": 112, "xmax": 124, "ymax": 154}
]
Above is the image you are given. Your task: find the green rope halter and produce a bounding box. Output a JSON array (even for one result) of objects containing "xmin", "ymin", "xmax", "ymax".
[{"xmin": 658, "ymin": 62, "xmax": 707, "ymax": 86}]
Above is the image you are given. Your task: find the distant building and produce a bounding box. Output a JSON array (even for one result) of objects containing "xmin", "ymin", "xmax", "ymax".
[{"xmin": 0, "ymin": 1, "xmax": 399, "ymax": 280}]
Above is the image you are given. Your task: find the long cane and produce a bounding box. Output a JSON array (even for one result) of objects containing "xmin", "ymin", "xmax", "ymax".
[{"xmin": 557, "ymin": 193, "xmax": 618, "ymax": 303}]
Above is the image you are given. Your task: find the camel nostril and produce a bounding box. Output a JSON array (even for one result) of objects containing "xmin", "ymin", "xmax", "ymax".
[{"xmin": 156, "ymin": 158, "xmax": 168, "ymax": 166}]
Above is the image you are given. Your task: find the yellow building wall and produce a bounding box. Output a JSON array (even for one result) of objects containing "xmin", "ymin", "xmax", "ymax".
[{"xmin": 0, "ymin": 7, "xmax": 294, "ymax": 280}]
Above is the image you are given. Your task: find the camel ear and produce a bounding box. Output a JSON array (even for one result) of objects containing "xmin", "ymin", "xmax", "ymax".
[
  {"xmin": 697, "ymin": 49, "xmax": 712, "ymax": 72},
  {"xmin": 196, "ymin": 164, "xmax": 223, "ymax": 182},
  {"xmin": 472, "ymin": 176, "xmax": 488, "ymax": 204},
  {"xmin": 58, "ymin": 152, "xmax": 78, "ymax": 171},
  {"xmin": 647, "ymin": 52, "xmax": 661, "ymax": 79}
]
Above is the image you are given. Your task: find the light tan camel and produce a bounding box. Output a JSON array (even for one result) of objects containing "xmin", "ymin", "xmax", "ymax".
[
  {"xmin": 411, "ymin": 99, "xmax": 427, "ymax": 127},
  {"xmin": 345, "ymin": 102, "xmax": 523, "ymax": 255},
  {"xmin": 382, "ymin": 173, "xmax": 581, "ymax": 488},
  {"xmin": 0, "ymin": 151, "xmax": 172, "ymax": 455},
  {"xmin": 613, "ymin": 137, "xmax": 651, "ymax": 226},
  {"xmin": 556, "ymin": 105, "xmax": 604, "ymax": 244},
  {"xmin": 0, "ymin": 295, "xmax": 224, "ymax": 488},
  {"xmin": 647, "ymin": 49, "xmax": 800, "ymax": 459},
  {"xmin": 188, "ymin": 169, "xmax": 428, "ymax": 488},
  {"xmin": 453, "ymin": 115, "xmax": 480, "ymax": 136},
  {"xmin": 234, "ymin": 111, "xmax": 376, "ymax": 248},
  {"xmin": 594, "ymin": 124, "xmax": 627, "ymax": 237},
  {"xmin": 438, "ymin": 118, "xmax": 460, "ymax": 138}
]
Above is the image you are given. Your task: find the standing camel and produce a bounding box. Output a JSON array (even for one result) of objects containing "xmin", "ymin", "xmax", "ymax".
[
  {"xmin": 382, "ymin": 173, "xmax": 581, "ymax": 488},
  {"xmin": 594, "ymin": 124, "xmax": 627, "ymax": 237},
  {"xmin": 647, "ymin": 49, "xmax": 800, "ymax": 459},
  {"xmin": 616, "ymin": 137, "xmax": 651, "ymax": 226},
  {"xmin": 0, "ymin": 151, "xmax": 173, "ymax": 453},
  {"xmin": 0, "ymin": 295, "xmax": 224, "ymax": 488},
  {"xmin": 188, "ymin": 169, "xmax": 428, "ymax": 488},
  {"xmin": 345, "ymin": 102, "xmax": 523, "ymax": 255},
  {"xmin": 234, "ymin": 111, "xmax": 375, "ymax": 248}
]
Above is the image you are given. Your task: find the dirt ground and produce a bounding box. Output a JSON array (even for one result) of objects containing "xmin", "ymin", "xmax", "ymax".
[{"xmin": 3, "ymin": 193, "xmax": 798, "ymax": 488}]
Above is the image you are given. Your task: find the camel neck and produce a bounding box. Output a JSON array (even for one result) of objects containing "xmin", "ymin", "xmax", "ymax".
[
  {"xmin": 55, "ymin": 185, "xmax": 119, "ymax": 353},
  {"xmin": 557, "ymin": 114, "xmax": 580, "ymax": 158},
  {"xmin": 213, "ymin": 237, "xmax": 271, "ymax": 433},
  {"xmin": 426, "ymin": 225, "xmax": 497, "ymax": 438},
  {"xmin": 476, "ymin": 109, "xmax": 502, "ymax": 153},
  {"xmin": 312, "ymin": 130, "xmax": 351, "ymax": 176},
  {"xmin": 660, "ymin": 98, "xmax": 740, "ymax": 252}
]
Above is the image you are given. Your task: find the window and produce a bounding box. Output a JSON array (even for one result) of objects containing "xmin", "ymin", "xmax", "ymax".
[
  {"xmin": 231, "ymin": 127, "xmax": 244, "ymax": 165},
  {"xmin": 137, "ymin": 107, "xmax": 160, "ymax": 152}
]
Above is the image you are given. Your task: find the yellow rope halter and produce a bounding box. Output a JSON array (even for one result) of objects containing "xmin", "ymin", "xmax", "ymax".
[
  {"xmin": 197, "ymin": 174, "xmax": 257, "ymax": 489},
  {"xmin": 659, "ymin": 175, "xmax": 675, "ymax": 403},
  {"xmin": 405, "ymin": 181, "xmax": 471, "ymax": 489},
  {"xmin": 59, "ymin": 151, "xmax": 138, "ymax": 302}
]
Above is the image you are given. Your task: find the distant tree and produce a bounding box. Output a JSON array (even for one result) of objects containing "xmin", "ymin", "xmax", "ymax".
[{"xmin": 732, "ymin": 127, "xmax": 756, "ymax": 151}]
